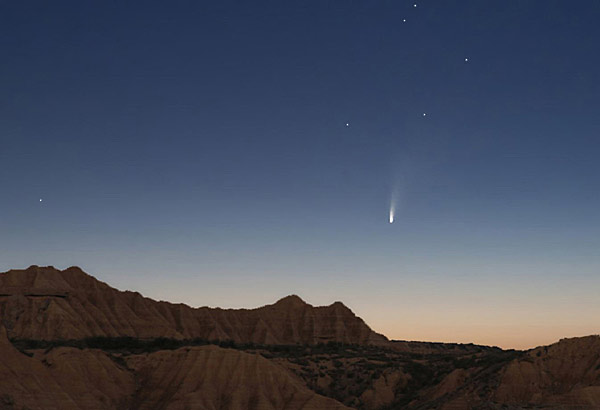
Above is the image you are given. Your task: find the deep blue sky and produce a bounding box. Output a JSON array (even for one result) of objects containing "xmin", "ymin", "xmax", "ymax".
[{"xmin": 2, "ymin": 1, "xmax": 600, "ymax": 348}]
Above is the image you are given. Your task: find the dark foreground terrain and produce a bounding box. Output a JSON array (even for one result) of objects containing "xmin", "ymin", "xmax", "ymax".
[{"xmin": 1, "ymin": 266, "xmax": 599, "ymax": 409}]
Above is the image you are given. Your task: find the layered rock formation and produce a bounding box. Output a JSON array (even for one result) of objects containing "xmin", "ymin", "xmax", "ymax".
[
  {"xmin": 1, "ymin": 265, "xmax": 600, "ymax": 410},
  {"xmin": 415, "ymin": 336, "xmax": 600, "ymax": 409},
  {"xmin": 127, "ymin": 345, "xmax": 349, "ymax": 410},
  {"xmin": 494, "ymin": 335, "xmax": 600, "ymax": 408},
  {"xmin": 0, "ymin": 324, "xmax": 134, "ymax": 409},
  {"xmin": 0, "ymin": 266, "xmax": 387, "ymax": 345},
  {"xmin": 0, "ymin": 324, "xmax": 349, "ymax": 410}
]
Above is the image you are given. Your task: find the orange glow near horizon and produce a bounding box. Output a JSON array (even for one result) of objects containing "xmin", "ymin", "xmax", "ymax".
[
  {"xmin": 51, "ymin": 264, "xmax": 600, "ymax": 352},
  {"xmin": 361, "ymin": 303, "xmax": 600, "ymax": 350},
  {"xmin": 373, "ymin": 322, "xmax": 599, "ymax": 350}
]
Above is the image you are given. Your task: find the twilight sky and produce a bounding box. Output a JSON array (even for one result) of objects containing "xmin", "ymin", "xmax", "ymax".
[{"xmin": 2, "ymin": 1, "xmax": 600, "ymax": 349}]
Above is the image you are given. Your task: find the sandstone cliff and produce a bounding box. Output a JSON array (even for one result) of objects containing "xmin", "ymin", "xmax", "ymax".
[
  {"xmin": 127, "ymin": 345, "xmax": 350, "ymax": 410},
  {"xmin": 0, "ymin": 266, "xmax": 387, "ymax": 345},
  {"xmin": 418, "ymin": 336, "xmax": 600, "ymax": 409},
  {"xmin": 0, "ymin": 324, "xmax": 349, "ymax": 410},
  {"xmin": 2, "ymin": 265, "xmax": 600, "ymax": 410},
  {"xmin": 494, "ymin": 335, "xmax": 600, "ymax": 408},
  {"xmin": 0, "ymin": 324, "xmax": 134, "ymax": 409}
]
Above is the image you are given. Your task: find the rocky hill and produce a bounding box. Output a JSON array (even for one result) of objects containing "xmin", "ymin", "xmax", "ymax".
[
  {"xmin": 1, "ymin": 265, "xmax": 599, "ymax": 410},
  {"xmin": 493, "ymin": 335, "xmax": 600, "ymax": 408},
  {"xmin": 0, "ymin": 266, "xmax": 387, "ymax": 345},
  {"xmin": 0, "ymin": 324, "xmax": 349, "ymax": 410},
  {"xmin": 415, "ymin": 335, "xmax": 600, "ymax": 409}
]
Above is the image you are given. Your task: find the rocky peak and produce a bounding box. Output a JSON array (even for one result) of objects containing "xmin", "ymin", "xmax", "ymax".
[
  {"xmin": 273, "ymin": 294, "xmax": 309, "ymax": 308},
  {"xmin": 0, "ymin": 266, "xmax": 386, "ymax": 345}
]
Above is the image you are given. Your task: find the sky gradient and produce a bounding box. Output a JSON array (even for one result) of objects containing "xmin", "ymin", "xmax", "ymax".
[{"xmin": 2, "ymin": 1, "xmax": 600, "ymax": 349}]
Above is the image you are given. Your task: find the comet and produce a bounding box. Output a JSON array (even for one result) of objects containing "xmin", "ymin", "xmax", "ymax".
[
  {"xmin": 389, "ymin": 184, "xmax": 402, "ymax": 224},
  {"xmin": 389, "ymin": 170, "xmax": 405, "ymax": 224}
]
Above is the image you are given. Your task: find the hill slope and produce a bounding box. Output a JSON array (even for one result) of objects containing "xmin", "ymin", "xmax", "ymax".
[
  {"xmin": 414, "ymin": 336, "xmax": 600, "ymax": 409},
  {"xmin": 0, "ymin": 324, "xmax": 349, "ymax": 410},
  {"xmin": 0, "ymin": 266, "xmax": 387, "ymax": 345},
  {"xmin": 128, "ymin": 345, "xmax": 350, "ymax": 410},
  {"xmin": 2, "ymin": 265, "xmax": 600, "ymax": 410}
]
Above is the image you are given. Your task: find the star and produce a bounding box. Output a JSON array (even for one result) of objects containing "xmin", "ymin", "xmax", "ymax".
[
  {"xmin": 345, "ymin": 123, "xmax": 349, "ymax": 127},
  {"xmin": 464, "ymin": 58, "xmax": 469, "ymax": 62},
  {"xmin": 413, "ymin": 4, "xmax": 417, "ymax": 7},
  {"xmin": 403, "ymin": 19, "xmax": 406, "ymax": 22},
  {"xmin": 422, "ymin": 113, "xmax": 427, "ymax": 117},
  {"xmin": 39, "ymin": 199, "xmax": 43, "ymax": 202}
]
